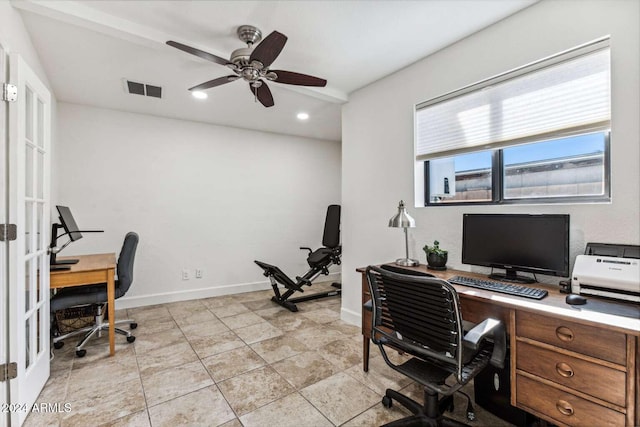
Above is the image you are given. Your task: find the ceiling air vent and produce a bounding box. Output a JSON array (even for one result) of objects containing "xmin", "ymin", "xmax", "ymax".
[{"xmin": 125, "ymin": 80, "xmax": 162, "ymax": 98}]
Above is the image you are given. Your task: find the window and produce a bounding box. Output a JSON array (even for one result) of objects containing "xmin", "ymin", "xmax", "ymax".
[
  {"xmin": 426, "ymin": 151, "xmax": 493, "ymax": 203},
  {"xmin": 503, "ymin": 132, "xmax": 608, "ymax": 200},
  {"xmin": 416, "ymin": 39, "xmax": 610, "ymax": 205}
]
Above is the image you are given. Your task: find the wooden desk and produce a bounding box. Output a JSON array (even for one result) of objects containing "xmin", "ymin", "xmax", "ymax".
[
  {"xmin": 358, "ymin": 264, "xmax": 640, "ymax": 427},
  {"xmin": 50, "ymin": 253, "xmax": 117, "ymax": 356}
]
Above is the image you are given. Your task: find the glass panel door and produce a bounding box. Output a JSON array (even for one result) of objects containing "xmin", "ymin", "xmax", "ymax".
[
  {"xmin": 8, "ymin": 53, "xmax": 51, "ymax": 426},
  {"xmin": 0, "ymin": 41, "xmax": 9, "ymax": 427}
]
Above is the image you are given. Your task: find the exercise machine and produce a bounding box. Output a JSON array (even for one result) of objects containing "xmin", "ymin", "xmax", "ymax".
[{"xmin": 255, "ymin": 205, "xmax": 341, "ymax": 312}]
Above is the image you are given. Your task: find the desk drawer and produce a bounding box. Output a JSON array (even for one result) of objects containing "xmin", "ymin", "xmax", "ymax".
[
  {"xmin": 516, "ymin": 374, "xmax": 625, "ymax": 427},
  {"xmin": 516, "ymin": 311, "xmax": 626, "ymax": 365},
  {"xmin": 516, "ymin": 341, "xmax": 626, "ymax": 407}
]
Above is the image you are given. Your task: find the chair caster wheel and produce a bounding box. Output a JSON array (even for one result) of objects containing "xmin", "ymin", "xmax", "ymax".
[
  {"xmin": 130, "ymin": 322, "xmax": 138, "ymax": 329},
  {"xmin": 382, "ymin": 396, "xmax": 393, "ymax": 408},
  {"xmin": 75, "ymin": 349, "xmax": 86, "ymax": 358},
  {"xmin": 53, "ymin": 341, "xmax": 64, "ymax": 350},
  {"xmin": 127, "ymin": 335, "xmax": 136, "ymax": 343}
]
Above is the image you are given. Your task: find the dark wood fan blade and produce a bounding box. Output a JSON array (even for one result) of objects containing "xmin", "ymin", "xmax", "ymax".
[
  {"xmin": 189, "ymin": 76, "xmax": 239, "ymax": 91},
  {"xmin": 249, "ymin": 31, "xmax": 287, "ymax": 68},
  {"xmin": 270, "ymin": 70, "xmax": 327, "ymax": 87},
  {"xmin": 249, "ymin": 83, "xmax": 274, "ymax": 107},
  {"xmin": 167, "ymin": 41, "xmax": 232, "ymax": 66}
]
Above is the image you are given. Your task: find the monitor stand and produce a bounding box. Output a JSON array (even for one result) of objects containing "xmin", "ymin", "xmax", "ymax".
[
  {"xmin": 489, "ymin": 268, "xmax": 535, "ymax": 284},
  {"xmin": 50, "ymin": 252, "xmax": 79, "ymax": 267},
  {"xmin": 49, "ymin": 222, "xmax": 80, "ymax": 266},
  {"xmin": 53, "ymin": 258, "xmax": 79, "ymax": 265}
]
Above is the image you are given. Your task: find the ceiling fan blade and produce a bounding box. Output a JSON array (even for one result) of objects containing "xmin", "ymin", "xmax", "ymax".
[
  {"xmin": 270, "ymin": 70, "xmax": 327, "ymax": 87},
  {"xmin": 249, "ymin": 82, "xmax": 274, "ymax": 107},
  {"xmin": 167, "ymin": 40, "xmax": 232, "ymax": 67},
  {"xmin": 189, "ymin": 75, "xmax": 239, "ymax": 91},
  {"xmin": 249, "ymin": 31, "xmax": 287, "ymax": 68}
]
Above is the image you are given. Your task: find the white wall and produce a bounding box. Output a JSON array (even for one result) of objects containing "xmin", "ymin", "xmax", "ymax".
[
  {"xmin": 54, "ymin": 103, "xmax": 341, "ymax": 307},
  {"xmin": 341, "ymin": 0, "xmax": 640, "ymax": 324}
]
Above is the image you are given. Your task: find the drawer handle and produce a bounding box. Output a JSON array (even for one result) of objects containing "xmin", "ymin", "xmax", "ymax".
[
  {"xmin": 556, "ymin": 362, "xmax": 574, "ymax": 378},
  {"xmin": 556, "ymin": 399, "xmax": 575, "ymax": 417},
  {"xmin": 555, "ymin": 326, "xmax": 574, "ymax": 342}
]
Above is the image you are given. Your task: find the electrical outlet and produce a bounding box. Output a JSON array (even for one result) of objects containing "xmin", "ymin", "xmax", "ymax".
[
  {"xmin": 182, "ymin": 269, "xmax": 189, "ymax": 280},
  {"xmin": 195, "ymin": 269, "xmax": 202, "ymax": 279}
]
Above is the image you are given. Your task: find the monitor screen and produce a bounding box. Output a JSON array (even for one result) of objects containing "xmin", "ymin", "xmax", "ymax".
[
  {"xmin": 462, "ymin": 213, "xmax": 569, "ymax": 282},
  {"xmin": 56, "ymin": 205, "xmax": 83, "ymax": 242}
]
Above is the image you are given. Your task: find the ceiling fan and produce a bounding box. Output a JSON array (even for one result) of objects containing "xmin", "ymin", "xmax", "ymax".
[{"xmin": 167, "ymin": 25, "xmax": 327, "ymax": 108}]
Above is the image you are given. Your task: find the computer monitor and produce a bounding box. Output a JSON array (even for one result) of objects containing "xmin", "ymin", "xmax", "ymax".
[
  {"xmin": 50, "ymin": 206, "xmax": 103, "ymax": 268},
  {"xmin": 57, "ymin": 205, "xmax": 83, "ymax": 242},
  {"xmin": 462, "ymin": 213, "xmax": 570, "ymax": 283}
]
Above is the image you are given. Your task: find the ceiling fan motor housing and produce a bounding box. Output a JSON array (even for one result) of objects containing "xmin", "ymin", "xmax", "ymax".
[
  {"xmin": 230, "ymin": 47, "xmax": 253, "ymax": 67},
  {"xmin": 231, "ymin": 26, "xmax": 264, "ymax": 68}
]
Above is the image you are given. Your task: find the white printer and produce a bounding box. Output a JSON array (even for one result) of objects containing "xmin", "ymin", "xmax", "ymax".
[{"xmin": 571, "ymin": 243, "xmax": 640, "ymax": 303}]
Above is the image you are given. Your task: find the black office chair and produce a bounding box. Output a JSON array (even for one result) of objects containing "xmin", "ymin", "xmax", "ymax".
[
  {"xmin": 366, "ymin": 265, "xmax": 506, "ymax": 427},
  {"xmin": 255, "ymin": 204, "xmax": 341, "ymax": 312},
  {"xmin": 51, "ymin": 232, "xmax": 139, "ymax": 357}
]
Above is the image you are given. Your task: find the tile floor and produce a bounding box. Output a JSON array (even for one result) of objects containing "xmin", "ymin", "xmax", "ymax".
[{"xmin": 27, "ymin": 282, "xmax": 515, "ymax": 427}]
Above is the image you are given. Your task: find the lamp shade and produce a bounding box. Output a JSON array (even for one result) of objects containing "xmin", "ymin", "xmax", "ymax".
[{"xmin": 388, "ymin": 200, "xmax": 415, "ymax": 228}]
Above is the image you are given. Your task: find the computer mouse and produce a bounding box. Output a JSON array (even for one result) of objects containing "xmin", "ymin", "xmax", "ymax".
[{"xmin": 566, "ymin": 294, "xmax": 587, "ymax": 305}]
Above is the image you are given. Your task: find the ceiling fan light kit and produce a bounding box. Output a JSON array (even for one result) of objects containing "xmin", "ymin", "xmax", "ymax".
[{"xmin": 167, "ymin": 25, "xmax": 327, "ymax": 108}]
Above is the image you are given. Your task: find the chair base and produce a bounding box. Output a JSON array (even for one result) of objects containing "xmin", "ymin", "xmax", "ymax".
[
  {"xmin": 52, "ymin": 305, "xmax": 136, "ymax": 356},
  {"xmin": 381, "ymin": 388, "xmax": 468, "ymax": 427}
]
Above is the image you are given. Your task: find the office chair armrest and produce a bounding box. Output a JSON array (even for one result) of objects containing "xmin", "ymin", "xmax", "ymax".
[
  {"xmin": 463, "ymin": 318, "xmax": 506, "ymax": 369},
  {"xmin": 299, "ymin": 247, "xmax": 312, "ymax": 254}
]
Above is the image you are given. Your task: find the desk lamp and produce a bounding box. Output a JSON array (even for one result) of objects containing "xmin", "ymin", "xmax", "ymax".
[{"xmin": 388, "ymin": 200, "xmax": 419, "ymax": 266}]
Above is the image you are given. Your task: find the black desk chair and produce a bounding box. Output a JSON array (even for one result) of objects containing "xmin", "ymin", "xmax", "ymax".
[
  {"xmin": 255, "ymin": 204, "xmax": 341, "ymax": 312},
  {"xmin": 51, "ymin": 232, "xmax": 139, "ymax": 357},
  {"xmin": 366, "ymin": 265, "xmax": 506, "ymax": 427}
]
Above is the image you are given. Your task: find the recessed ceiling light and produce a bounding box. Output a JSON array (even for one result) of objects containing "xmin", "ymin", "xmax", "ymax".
[
  {"xmin": 297, "ymin": 112, "xmax": 309, "ymax": 120},
  {"xmin": 192, "ymin": 91, "xmax": 208, "ymax": 100}
]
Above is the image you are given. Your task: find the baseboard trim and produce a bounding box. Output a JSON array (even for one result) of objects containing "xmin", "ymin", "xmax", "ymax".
[
  {"xmin": 116, "ymin": 272, "xmax": 341, "ymax": 310},
  {"xmin": 340, "ymin": 306, "xmax": 361, "ymax": 326}
]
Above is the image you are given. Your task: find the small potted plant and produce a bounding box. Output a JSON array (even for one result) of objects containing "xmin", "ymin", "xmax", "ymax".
[{"xmin": 423, "ymin": 240, "xmax": 448, "ymax": 270}]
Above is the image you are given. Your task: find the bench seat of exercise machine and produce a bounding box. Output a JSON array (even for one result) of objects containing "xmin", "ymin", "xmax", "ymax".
[{"xmin": 307, "ymin": 248, "xmax": 334, "ymax": 267}]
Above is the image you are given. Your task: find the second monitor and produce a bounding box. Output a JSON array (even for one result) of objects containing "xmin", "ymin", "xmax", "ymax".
[{"xmin": 49, "ymin": 205, "xmax": 103, "ymax": 269}]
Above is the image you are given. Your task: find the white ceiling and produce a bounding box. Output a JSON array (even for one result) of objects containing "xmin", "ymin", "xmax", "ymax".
[{"xmin": 14, "ymin": 0, "xmax": 536, "ymax": 142}]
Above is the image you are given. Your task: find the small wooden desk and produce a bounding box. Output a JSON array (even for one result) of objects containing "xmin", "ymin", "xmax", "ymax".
[
  {"xmin": 359, "ymin": 264, "xmax": 640, "ymax": 426},
  {"xmin": 50, "ymin": 253, "xmax": 117, "ymax": 356}
]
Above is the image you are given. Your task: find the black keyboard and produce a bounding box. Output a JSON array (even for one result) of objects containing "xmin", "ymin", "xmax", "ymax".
[{"xmin": 448, "ymin": 275, "xmax": 548, "ymax": 300}]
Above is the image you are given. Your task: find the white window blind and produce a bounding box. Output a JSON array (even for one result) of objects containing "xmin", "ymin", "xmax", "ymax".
[{"xmin": 416, "ymin": 41, "xmax": 610, "ymax": 160}]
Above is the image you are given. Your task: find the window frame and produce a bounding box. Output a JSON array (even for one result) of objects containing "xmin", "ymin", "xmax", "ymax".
[
  {"xmin": 417, "ymin": 37, "xmax": 611, "ymax": 207},
  {"xmin": 424, "ymin": 131, "xmax": 611, "ymax": 206}
]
